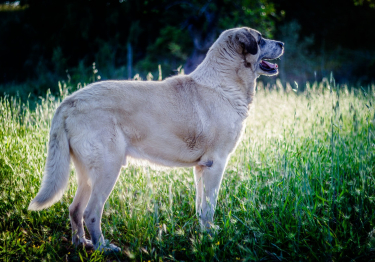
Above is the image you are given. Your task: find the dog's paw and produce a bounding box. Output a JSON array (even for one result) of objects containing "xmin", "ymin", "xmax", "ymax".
[
  {"xmin": 83, "ymin": 239, "xmax": 94, "ymax": 249},
  {"xmin": 206, "ymin": 222, "xmax": 221, "ymax": 235},
  {"xmin": 199, "ymin": 220, "xmax": 221, "ymax": 232},
  {"xmin": 72, "ymin": 236, "xmax": 94, "ymax": 249},
  {"xmin": 209, "ymin": 223, "xmax": 221, "ymax": 231},
  {"xmin": 97, "ymin": 240, "xmax": 121, "ymax": 253}
]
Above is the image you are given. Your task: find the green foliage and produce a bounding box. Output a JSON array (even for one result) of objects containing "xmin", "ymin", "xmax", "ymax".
[
  {"xmin": 136, "ymin": 26, "xmax": 192, "ymax": 77},
  {"xmin": 218, "ymin": 0, "xmax": 276, "ymax": 38},
  {"xmin": 353, "ymin": 0, "xmax": 375, "ymax": 8},
  {"xmin": 1, "ymin": 78, "xmax": 375, "ymax": 261}
]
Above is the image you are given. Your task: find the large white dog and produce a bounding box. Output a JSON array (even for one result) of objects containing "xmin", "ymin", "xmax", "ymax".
[{"xmin": 28, "ymin": 27, "xmax": 284, "ymax": 251}]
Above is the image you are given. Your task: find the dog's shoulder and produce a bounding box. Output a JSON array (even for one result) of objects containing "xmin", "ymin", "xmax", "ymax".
[{"xmin": 164, "ymin": 75, "xmax": 197, "ymax": 92}]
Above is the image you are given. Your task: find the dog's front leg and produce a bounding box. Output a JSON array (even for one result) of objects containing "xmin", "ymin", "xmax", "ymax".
[{"xmin": 194, "ymin": 156, "xmax": 227, "ymax": 229}]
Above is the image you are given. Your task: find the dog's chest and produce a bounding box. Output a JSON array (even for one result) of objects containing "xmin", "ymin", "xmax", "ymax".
[
  {"xmin": 188, "ymin": 114, "xmax": 245, "ymax": 154},
  {"xmin": 217, "ymin": 118, "xmax": 245, "ymax": 151}
]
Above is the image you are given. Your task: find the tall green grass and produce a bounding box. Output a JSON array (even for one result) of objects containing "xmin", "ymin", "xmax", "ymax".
[{"xmin": 0, "ymin": 79, "xmax": 374, "ymax": 261}]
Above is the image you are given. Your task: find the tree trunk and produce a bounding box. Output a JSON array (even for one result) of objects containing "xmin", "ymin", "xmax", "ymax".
[
  {"xmin": 184, "ymin": 7, "xmax": 220, "ymax": 74},
  {"xmin": 127, "ymin": 42, "xmax": 133, "ymax": 79},
  {"xmin": 184, "ymin": 46, "xmax": 210, "ymax": 74}
]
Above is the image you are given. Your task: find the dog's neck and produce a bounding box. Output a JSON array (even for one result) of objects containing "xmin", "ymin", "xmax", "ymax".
[{"xmin": 190, "ymin": 42, "xmax": 257, "ymax": 118}]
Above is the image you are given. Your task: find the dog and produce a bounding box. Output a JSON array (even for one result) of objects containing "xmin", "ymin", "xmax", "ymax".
[{"xmin": 28, "ymin": 27, "xmax": 284, "ymax": 251}]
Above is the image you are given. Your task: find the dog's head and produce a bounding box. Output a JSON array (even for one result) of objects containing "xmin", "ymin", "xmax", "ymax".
[{"xmin": 221, "ymin": 27, "xmax": 284, "ymax": 77}]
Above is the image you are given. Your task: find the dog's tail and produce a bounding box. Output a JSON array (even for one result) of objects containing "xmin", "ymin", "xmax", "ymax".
[{"xmin": 28, "ymin": 107, "xmax": 71, "ymax": 211}]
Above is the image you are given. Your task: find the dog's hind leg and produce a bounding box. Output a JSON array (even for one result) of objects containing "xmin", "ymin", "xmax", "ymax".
[
  {"xmin": 83, "ymin": 154, "xmax": 123, "ymax": 252},
  {"xmin": 69, "ymin": 156, "xmax": 93, "ymax": 248}
]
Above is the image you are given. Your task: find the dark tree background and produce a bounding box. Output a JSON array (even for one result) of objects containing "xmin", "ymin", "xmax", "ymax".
[
  {"xmin": 0, "ymin": 0, "xmax": 374, "ymax": 97},
  {"xmin": 274, "ymin": 0, "xmax": 375, "ymax": 84}
]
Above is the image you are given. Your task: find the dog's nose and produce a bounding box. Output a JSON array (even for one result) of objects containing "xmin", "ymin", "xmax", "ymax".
[{"xmin": 277, "ymin": 42, "xmax": 284, "ymax": 48}]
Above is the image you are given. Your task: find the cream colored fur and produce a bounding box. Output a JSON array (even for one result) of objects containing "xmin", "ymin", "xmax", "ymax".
[{"xmin": 28, "ymin": 27, "xmax": 284, "ymax": 251}]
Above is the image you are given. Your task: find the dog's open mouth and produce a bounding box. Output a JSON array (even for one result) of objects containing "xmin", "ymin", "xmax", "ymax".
[{"xmin": 259, "ymin": 60, "xmax": 278, "ymax": 73}]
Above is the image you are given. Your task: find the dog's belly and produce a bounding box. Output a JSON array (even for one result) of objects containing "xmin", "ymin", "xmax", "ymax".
[{"xmin": 125, "ymin": 135, "xmax": 205, "ymax": 168}]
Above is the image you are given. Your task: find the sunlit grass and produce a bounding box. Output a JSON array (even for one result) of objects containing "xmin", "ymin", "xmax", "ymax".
[{"xmin": 0, "ymin": 79, "xmax": 374, "ymax": 261}]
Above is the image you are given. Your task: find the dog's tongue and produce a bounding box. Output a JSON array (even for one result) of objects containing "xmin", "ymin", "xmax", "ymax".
[{"xmin": 262, "ymin": 60, "xmax": 278, "ymax": 69}]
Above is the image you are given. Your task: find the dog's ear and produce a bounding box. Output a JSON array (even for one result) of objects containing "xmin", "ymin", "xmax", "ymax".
[{"xmin": 235, "ymin": 31, "xmax": 258, "ymax": 55}]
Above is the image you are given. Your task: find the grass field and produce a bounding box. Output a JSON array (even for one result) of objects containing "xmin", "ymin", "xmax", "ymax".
[{"xmin": 0, "ymin": 78, "xmax": 374, "ymax": 261}]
